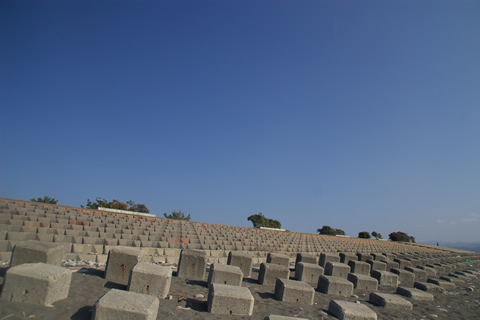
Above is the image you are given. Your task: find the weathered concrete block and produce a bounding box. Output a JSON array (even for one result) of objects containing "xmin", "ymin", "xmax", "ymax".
[
  {"xmin": 396, "ymin": 286, "xmax": 434, "ymax": 301},
  {"xmin": 414, "ymin": 281, "xmax": 445, "ymax": 293},
  {"xmin": 439, "ymin": 275, "xmax": 464, "ymax": 285},
  {"xmin": 366, "ymin": 260, "xmax": 387, "ymax": 272},
  {"xmin": 228, "ymin": 251, "xmax": 253, "ymax": 278},
  {"xmin": 92, "ymin": 289, "xmax": 159, "ymax": 320},
  {"xmin": 371, "ymin": 270, "xmax": 398, "ymax": 287},
  {"xmin": 405, "ymin": 267, "xmax": 427, "ymax": 282},
  {"xmin": 319, "ymin": 253, "xmax": 340, "ymax": 267},
  {"xmin": 208, "ymin": 263, "xmax": 243, "ymax": 287},
  {"xmin": 427, "ymin": 278, "xmax": 456, "ymax": 290},
  {"xmin": 328, "ymin": 300, "xmax": 378, "ymax": 320},
  {"xmin": 295, "ymin": 253, "xmax": 318, "ymax": 266},
  {"xmin": 348, "ymin": 260, "xmax": 371, "ymax": 275},
  {"xmin": 10, "ymin": 240, "xmax": 64, "ymax": 267},
  {"xmin": 371, "ymin": 253, "xmax": 386, "ymax": 261},
  {"xmin": 105, "ymin": 246, "xmax": 145, "ymax": 285},
  {"xmin": 394, "ymin": 258, "xmax": 411, "ymax": 269},
  {"xmin": 258, "ymin": 263, "xmax": 290, "ymax": 286},
  {"xmin": 417, "ymin": 265, "xmax": 437, "ymax": 277},
  {"xmin": 390, "ymin": 268, "xmax": 415, "ymax": 287},
  {"xmin": 177, "ymin": 249, "xmax": 207, "ymax": 280},
  {"xmin": 265, "ymin": 316, "xmax": 308, "ymax": 320},
  {"xmin": 274, "ymin": 278, "xmax": 315, "ymax": 305},
  {"xmin": 128, "ymin": 263, "xmax": 172, "ymax": 299},
  {"xmin": 369, "ymin": 292, "xmax": 413, "ymax": 310},
  {"xmin": 325, "ymin": 262, "xmax": 350, "ymax": 278},
  {"xmin": 1, "ymin": 263, "xmax": 72, "ymax": 306},
  {"xmin": 356, "ymin": 253, "xmax": 373, "ymax": 261},
  {"xmin": 347, "ymin": 273, "xmax": 378, "ymax": 290},
  {"xmin": 339, "ymin": 253, "xmax": 358, "ymax": 264},
  {"xmin": 207, "ymin": 283, "xmax": 254, "ymax": 316},
  {"xmin": 267, "ymin": 252, "xmax": 290, "ymax": 268},
  {"xmin": 317, "ymin": 275, "xmax": 353, "ymax": 297},
  {"xmin": 295, "ymin": 262, "xmax": 324, "ymax": 284}
]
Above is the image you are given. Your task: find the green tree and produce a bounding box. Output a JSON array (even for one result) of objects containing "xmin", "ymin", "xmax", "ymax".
[
  {"xmin": 30, "ymin": 196, "xmax": 58, "ymax": 204},
  {"xmin": 247, "ymin": 213, "xmax": 281, "ymax": 229},
  {"xmin": 164, "ymin": 210, "xmax": 191, "ymax": 221},
  {"xmin": 358, "ymin": 231, "xmax": 371, "ymax": 239},
  {"xmin": 81, "ymin": 198, "xmax": 149, "ymax": 213},
  {"xmin": 127, "ymin": 200, "xmax": 150, "ymax": 213},
  {"xmin": 389, "ymin": 231, "xmax": 415, "ymax": 243},
  {"xmin": 317, "ymin": 225, "xmax": 345, "ymax": 236},
  {"xmin": 371, "ymin": 231, "xmax": 383, "ymax": 239}
]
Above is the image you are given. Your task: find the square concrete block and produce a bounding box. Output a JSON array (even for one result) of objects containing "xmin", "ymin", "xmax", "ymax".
[
  {"xmin": 208, "ymin": 263, "xmax": 243, "ymax": 286},
  {"xmin": 177, "ymin": 249, "xmax": 207, "ymax": 280},
  {"xmin": 207, "ymin": 283, "xmax": 254, "ymax": 316},
  {"xmin": 396, "ymin": 286, "xmax": 434, "ymax": 301},
  {"xmin": 258, "ymin": 263, "xmax": 290, "ymax": 286},
  {"xmin": 10, "ymin": 240, "xmax": 64, "ymax": 267},
  {"xmin": 105, "ymin": 246, "xmax": 145, "ymax": 285},
  {"xmin": 367, "ymin": 260, "xmax": 387, "ymax": 272},
  {"xmin": 417, "ymin": 265, "xmax": 437, "ymax": 277},
  {"xmin": 414, "ymin": 281, "xmax": 445, "ymax": 293},
  {"xmin": 394, "ymin": 258, "xmax": 411, "ymax": 269},
  {"xmin": 274, "ymin": 278, "xmax": 315, "ymax": 305},
  {"xmin": 390, "ymin": 268, "xmax": 415, "ymax": 287},
  {"xmin": 295, "ymin": 253, "xmax": 318, "ymax": 266},
  {"xmin": 319, "ymin": 253, "xmax": 340, "ymax": 267},
  {"xmin": 347, "ymin": 273, "xmax": 378, "ymax": 291},
  {"xmin": 371, "ymin": 270, "xmax": 398, "ymax": 287},
  {"xmin": 267, "ymin": 252, "xmax": 290, "ymax": 268},
  {"xmin": 329, "ymin": 300, "xmax": 378, "ymax": 320},
  {"xmin": 356, "ymin": 253, "xmax": 373, "ymax": 261},
  {"xmin": 340, "ymin": 253, "xmax": 358, "ymax": 264},
  {"xmin": 317, "ymin": 275, "xmax": 353, "ymax": 297},
  {"xmin": 266, "ymin": 316, "xmax": 309, "ymax": 320},
  {"xmin": 348, "ymin": 260, "xmax": 371, "ymax": 275},
  {"xmin": 295, "ymin": 262, "xmax": 324, "ymax": 284},
  {"xmin": 228, "ymin": 251, "xmax": 253, "ymax": 278},
  {"xmin": 1, "ymin": 263, "xmax": 72, "ymax": 306},
  {"xmin": 128, "ymin": 263, "xmax": 172, "ymax": 299},
  {"xmin": 325, "ymin": 262, "xmax": 351, "ymax": 278},
  {"xmin": 92, "ymin": 289, "xmax": 159, "ymax": 320},
  {"xmin": 405, "ymin": 267, "xmax": 427, "ymax": 282},
  {"xmin": 369, "ymin": 292, "xmax": 413, "ymax": 310}
]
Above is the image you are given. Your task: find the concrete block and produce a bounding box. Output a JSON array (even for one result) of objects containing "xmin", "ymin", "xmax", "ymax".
[
  {"xmin": 417, "ymin": 265, "xmax": 437, "ymax": 277},
  {"xmin": 128, "ymin": 263, "xmax": 172, "ymax": 299},
  {"xmin": 427, "ymin": 278, "xmax": 456, "ymax": 290},
  {"xmin": 207, "ymin": 283, "xmax": 254, "ymax": 316},
  {"xmin": 267, "ymin": 252, "xmax": 290, "ymax": 267},
  {"xmin": 366, "ymin": 260, "xmax": 387, "ymax": 272},
  {"xmin": 295, "ymin": 262, "xmax": 324, "ymax": 284},
  {"xmin": 394, "ymin": 258, "xmax": 411, "ymax": 269},
  {"xmin": 405, "ymin": 267, "xmax": 427, "ymax": 282},
  {"xmin": 92, "ymin": 289, "xmax": 159, "ymax": 320},
  {"xmin": 207, "ymin": 263, "xmax": 243, "ymax": 286},
  {"xmin": 105, "ymin": 246, "xmax": 145, "ymax": 285},
  {"xmin": 371, "ymin": 270, "xmax": 398, "ymax": 287},
  {"xmin": 317, "ymin": 275, "xmax": 353, "ymax": 297},
  {"xmin": 258, "ymin": 263, "xmax": 290, "ymax": 286},
  {"xmin": 356, "ymin": 253, "xmax": 373, "ymax": 261},
  {"xmin": 10, "ymin": 240, "xmax": 64, "ymax": 267},
  {"xmin": 328, "ymin": 300, "xmax": 378, "ymax": 320},
  {"xmin": 177, "ymin": 249, "xmax": 207, "ymax": 280},
  {"xmin": 369, "ymin": 292, "xmax": 413, "ymax": 310},
  {"xmin": 319, "ymin": 253, "xmax": 340, "ymax": 267},
  {"xmin": 439, "ymin": 275, "xmax": 464, "ymax": 285},
  {"xmin": 265, "ymin": 316, "xmax": 309, "ymax": 320},
  {"xmin": 396, "ymin": 286, "xmax": 434, "ymax": 301},
  {"xmin": 1, "ymin": 263, "xmax": 72, "ymax": 306},
  {"xmin": 347, "ymin": 273, "xmax": 378, "ymax": 291},
  {"xmin": 274, "ymin": 278, "xmax": 315, "ymax": 305},
  {"xmin": 295, "ymin": 253, "xmax": 318, "ymax": 266},
  {"xmin": 325, "ymin": 262, "xmax": 350, "ymax": 278},
  {"xmin": 348, "ymin": 260, "xmax": 371, "ymax": 275},
  {"xmin": 339, "ymin": 253, "xmax": 358, "ymax": 264},
  {"xmin": 227, "ymin": 251, "xmax": 253, "ymax": 278},
  {"xmin": 390, "ymin": 268, "xmax": 415, "ymax": 287},
  {"xmin": 414, "ymin": 281, "xmax": 445, "ymax": 293}
]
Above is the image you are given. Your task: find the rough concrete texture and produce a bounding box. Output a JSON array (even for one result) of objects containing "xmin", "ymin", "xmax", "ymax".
[
  {"xmin": 396, "ymin": 286, "xmax": 434, "ymax": 301},
  {"xmin": 10, "ymin": 240, "xmax": 64, "ymax": 267},
  {"xmin": 325, "ymin": 262, "xmax": 351, "ymax": 278},
  {"xmin": 414, "ymin": 281, "xmax": 445, "ymax": 293},
  {"xmin": 265, "ymin": 316, "xmax": 308, "ymax": 320},
  {"xmin": 274, "ymin": 278, "xmax": 315, "ymax": 305},
  {"xmin": 405, "ymin": 267, "xmax": 427, "ymax": 282},
  {"xmin": 207, "ymin": 263, "xmax": 243, "ymax": 287},
  {"xmin": 267, "ymin": 253, "xmax": 290, "ymax": 268},
  {"xmin": 371, "ymin": 270, "xmax": 398, "ymax": 286},
  {"xmin": 348, "ymin": 260, "xmax": 371, "ymax": 275},
  {"xmin": 366, "ymin": 260, "xmax": 387, "ymax": 272},
  {"xmin": 369, "ymin": 292, "xmax": 413, "ymax": 310},
  {"xmin": 127, "ymin": 263, "xmax": 172, "ymax": 299},
  {"xmin": 317, "ymin": 275, "xmax": 353, "ymax": 297},
  {"xmin": 319, "ymin": 253, "xmax": 340, "ymax": 267},
  {"xmin": 390, "ymin": 268, "xmax": 415, "ymax": 287},
  {"xmin": 207, "ymin": 283, "xmax": 254, "ymax": 316},
  {"xmin": 177, "ymin": 249, "xmax": 207, "ymax": 280},
  {"xmin": 328, "ymin": 300, "xmax": 378, "ymax": 320},
  {"xmin": 258, "ymin": 263, "xmax": 290, "ymax": 286},
  {"xmin": 227, "ymin": 251, "xmax": 253, "ymax": 278},
  {"xmin": 92, "ymin": 289, "xmax": 159, "ymax": 320},
  {"xmin": 347, "ymin": 273, "xmax": 378, "ymax": 291},
  {"xmin": 340, "ymin": 253, "xmax": 358, "ymax": 264},
  {"xmin": 1, "ymin": 262, "xmax": 72, "ymax": 306},
  {"xmin": 295, "ymin": 253, "xmax": 318, "ymax": 266},
  {"xmin": 427, "ymin": 278, "xmax": 456, "ymax": 290},
  {"xmin": 105, "ymin": 246, "xmax": 144, "ymax": 285},
  {"xmin": 295, "ymin": 262, "xmax": 324, "ymax": 284}
]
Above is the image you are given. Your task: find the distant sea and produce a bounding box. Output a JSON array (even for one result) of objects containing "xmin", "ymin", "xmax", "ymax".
[{"xmin": 425, "ymin": 241, "xmax": 480, "ymax": 252}]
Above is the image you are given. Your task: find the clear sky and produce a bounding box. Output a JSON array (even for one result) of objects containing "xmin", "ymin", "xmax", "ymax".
[{"xmin": 1, "ymin": 0, "xmax": 479, "ymax": 244}]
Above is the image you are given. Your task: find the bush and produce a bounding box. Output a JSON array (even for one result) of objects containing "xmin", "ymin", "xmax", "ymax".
[
  {"xmin": 317, "ymin": 226, "xmax": 345, "ymax": 236},
  {"xmin": 248, "ymin": 213, "xmax": 281, "ymax": 229},
  {"xmin": 164, "ymin": 210, "xmax": 191, "ymax": 220},
  {"xmin": 358, "ymin": 231, "xmax": 371, "ymax": 239},
  {"xmin": 30, "ymin": 196, "xmax": 58, "ymax": 204},
  {"xmin": 389, "ymin": 231, "xmax": 415, "ymax": 243}
]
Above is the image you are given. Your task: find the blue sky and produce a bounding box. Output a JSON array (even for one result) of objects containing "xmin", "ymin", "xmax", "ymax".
[{"xmin": 1, "ymin": 0, "xmax": 479, "ymax": 244}]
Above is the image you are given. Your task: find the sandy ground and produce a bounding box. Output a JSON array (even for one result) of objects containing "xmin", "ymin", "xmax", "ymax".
[{"xmin": 0, "ymin": 262, "xmax": 479, "ymax": 320}]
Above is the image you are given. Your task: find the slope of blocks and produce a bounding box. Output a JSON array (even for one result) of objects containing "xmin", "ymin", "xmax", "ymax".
[{"xmin": 1, "ymin": 197, "xmax": 480, "ymax": 319}]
